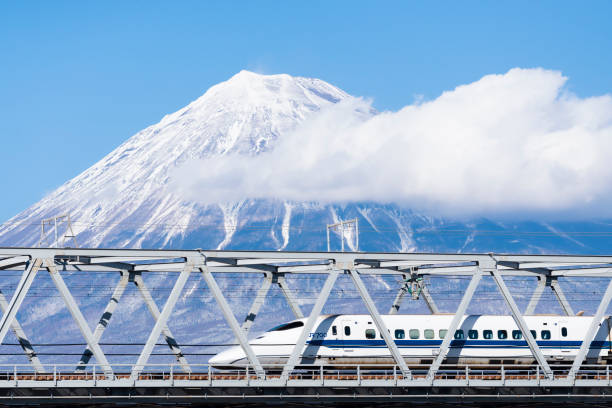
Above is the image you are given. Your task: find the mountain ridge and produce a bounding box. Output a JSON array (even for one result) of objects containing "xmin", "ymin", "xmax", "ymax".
[{"xmin": 0, "ymin": 70, "xmax": 610, "ymax": 255}]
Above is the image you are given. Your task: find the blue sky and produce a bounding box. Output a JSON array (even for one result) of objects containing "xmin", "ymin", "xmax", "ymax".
[{"xmin": 1, "ymin": 1, "xmax": 611, "ymax": 221}]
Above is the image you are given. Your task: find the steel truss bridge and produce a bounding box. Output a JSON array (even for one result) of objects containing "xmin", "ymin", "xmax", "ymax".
[{"xmin": 1, "ymin": 247, "xmax": 612, "ymax": 405}]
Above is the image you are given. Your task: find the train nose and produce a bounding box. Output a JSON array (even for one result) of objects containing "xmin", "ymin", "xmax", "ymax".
[{"xmin": 209, "ymin": 346, "xmax": 246, "ymax": 366}]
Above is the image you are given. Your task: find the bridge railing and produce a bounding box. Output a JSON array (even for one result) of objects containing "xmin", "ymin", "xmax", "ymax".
[{"xmin": 0, "ymin": 363, "xmax": 609, "ymax": 386}]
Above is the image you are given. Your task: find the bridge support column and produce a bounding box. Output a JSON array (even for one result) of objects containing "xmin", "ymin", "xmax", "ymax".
[
  {"xmin": 241, "ymin": 272, "xmax": 273, "ymax": 334},
  {"xmin": 200, "ymin": 266, "xmax": 265, "ymax": 378},
  {"xmin": 47, "ymin": 259, "xmax": 113, "ymax": 378},
  {"xmin": 134, "ymin": 273, "xmax": 191, "ymax": 373},
  {"xmin": 550, "ymin": 278, "xmax": 574, "ymax": 316},
  {"xmin": 568, "ymin": 278, "xmax": 612, "ymax": 379},
  {"xmin": 276, "ymin": 274, "xmax": 304, "ymax": 319},
  {"xmin": 77, "ymin": 270, "xmax": 129, "ymax": 370},
  {"xmin": 525, "ymin": 275, "xmax": 574, "ymax": 316},
  {"xmin": 350, "ymin": 269, "xmax": 411, "ymax": 379},
  {"xmin": 492, "ymin": 270, "xmax": 553, "ymax": 379},
  {"xmin": 427, "ymin": 268, "xmax": 482, "ymax": 379},
  {"xmin": 132, "ymin": 259, "xmax": 194, "ymax": 379},
  {"xmin": 525, "ymin": 275, "xmax": 547, "ymax": 314},
  {"xmin": 281, "ymin": 268, "xmax": 339, "ymax": 382},
  {"xmin": 0, "ymin": 258, "xmax": 41, "ymax": 346},
  {"xmin": 0, "ymin": 290, "xmax": 44, "ymax": 373},
  {"xmin": 419, "ymin": 280, "xmax": 439, "ymax": 314},
  {"xmin": 388, "ymin": 273, "xmax": 408, "ymax": 314}
]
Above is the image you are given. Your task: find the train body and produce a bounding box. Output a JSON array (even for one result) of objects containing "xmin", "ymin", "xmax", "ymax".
[{"xmin": 209, "ymin": 314, "xmax": 612, "ymax": 367}]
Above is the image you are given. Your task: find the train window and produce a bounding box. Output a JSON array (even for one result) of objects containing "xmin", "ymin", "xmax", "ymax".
[
  {"xmin": 424, "ymin": 329, "xmax": 434, "ymax": 339},
  {"xmin": 512, "ymin": 330, "xmax": 522, "ymax": 340},
  {"xmin": 498, "ymin": 330, "xmax": 508, "ymax": 339},
  {"xmin": 561, "ymin": 327, "xmax": 568, "ymax": 337},
  {"xmin": 409, "ymin": 329, "xmax": 420, "ymax": 339},
  {"xmin": 454, "ymin": 330, "xmax": 465, "ymax": 340},
  {"xmin": 395, "ymin": 329, "xmax": 405, "ymax": 339},
  {"xmin": 439, "ymin": 329, "xmax": 448, "ymax": 339},
  {"xmin": 468, "ymin": 330, "xmax": 478, "ymax": 339},
  {"xmin": 530, "ymin": 330, "xmax": 537, "ymax": 339},
  {"xmin": 365, "ymin": 329, "xmax": 376, "ymax": 339},
  {"xmin": 268, "ymin": 321, "xmax": 305, "ymax": 331},
  {"xmin": 332, "ymin": 326, "xmax": 337, "ymax": 336},
  {"xmin": 541, "ymin": 330, "xmax": 551, "ymax": 340},
  {"xmin": 483, "ymin": 330, "xmax": 493, "ymax": 339},
  {"xmin": 344, "ymin": 326, "xmax": 351, "ymax": 336}
]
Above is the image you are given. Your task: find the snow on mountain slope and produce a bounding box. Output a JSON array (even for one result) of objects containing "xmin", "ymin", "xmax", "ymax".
[
  {"xmin": 1, "ymin": 70, "xmax": 610, "ymax": 255},
  {"xmin": 0, "ymin": 71, "xmax": 349, "ymax": 249},
  {"xmin": 0, "ymin": 71, "xmax": 610, "ymax": 366}
]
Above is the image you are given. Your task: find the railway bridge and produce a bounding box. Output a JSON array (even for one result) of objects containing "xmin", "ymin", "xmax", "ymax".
[{"xmin": 0, "ymin": 247, "xmax": 612, "ymax": 405}]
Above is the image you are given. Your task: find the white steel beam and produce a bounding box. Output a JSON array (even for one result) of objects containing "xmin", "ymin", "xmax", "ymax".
[
  {"xmin": 350, "ymin": 269, "xmax": 411, "ymax": 378},
  {"xmin": 388, "ymin": 274, "xmax": 408, "ymax": 314},
  {"xmin": 133, "ymin": 273, "xmax": 191, "ymax": 372},
  {"xmin": 0, "ymin": 290, "xmax": 44, "ymax": 373},
  {"xmin": 419, "ymin": 280, "xmax": 440, "ymax": 314},
  {"xmin": 550, "ymin": 278, "xmax": 574, "ymax": 316},
  {"xmin": 427, "ymin": 269, "xmax": 482, "ymax": 379},
  {"xmin": 568, "ymin": 278, "xmax": 612, "ymax": 379},
  {"xmin": 281, "ymin": 269, "xmax": 339, "ymax": 381},
  {"xmin": 525, "ymin": 276, "xmax": 547, "ymax": 315},
  {"xmin": 200, "ymin": 266, "xmax": 265, "ymax": 378},
  {"xmin": 492, "ymin": 270, "xmax": 553, "ymax": 379},
  {"xmin": 46, "ymin": 260, "xmax": 113, "ymax": 378},
  {"xmin": 76, "ymin": 270, "xmax": 129, "ymax": 370},
  {"xmin": 241, "ymin": 272, "xmax": 273, "ymax": 334},
  {"xmin": 0, "ymin": 256, "xmax": 29, "ymax": 269},
  {"xmin": 276, "ymin": 274, "xmax": 304, "ymax": 318},
  {"xmin": 131, "ymin": 260, "xmax": 193, "ymax": 378},
  {"xmin": 0, "ymin": 258, "xmax": 41, "ymax": 346}
]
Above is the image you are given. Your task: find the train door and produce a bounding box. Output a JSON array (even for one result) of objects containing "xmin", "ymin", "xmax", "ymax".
[
  {"xmin": 341, "ymin": 319, "xmax": 356, "ymax": 357},
  {"xmin": 557, "ymin": 319, "xmax": 571, "ymax": 360}
]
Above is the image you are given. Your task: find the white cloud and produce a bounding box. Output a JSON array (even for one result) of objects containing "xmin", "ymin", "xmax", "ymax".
[{"xmin": 169, "ymin": 68, "xmax": 612, "ymax": 216}]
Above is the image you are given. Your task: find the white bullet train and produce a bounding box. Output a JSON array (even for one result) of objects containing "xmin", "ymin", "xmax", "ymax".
[{"xmin": 209, "ymin": 314, "xmax": 612, "ymax": 367}]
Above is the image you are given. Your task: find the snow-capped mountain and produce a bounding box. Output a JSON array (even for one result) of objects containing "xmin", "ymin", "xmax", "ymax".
[
  {"xmin": 0, "ymin": 71, "xmax": 351, "ymax": 249},
  {"xmin": 0, "ymin": 71, "xmax": 609, "ymax": 367},
  {"xmin": 1, "ymin": 70, "xmax": 609, "ymax": 255}
]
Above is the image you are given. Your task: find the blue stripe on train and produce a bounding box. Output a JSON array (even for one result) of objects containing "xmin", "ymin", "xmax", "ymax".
[{"xmin": 305, "ymin": 339, "xmax": 611, "ymax": 349}]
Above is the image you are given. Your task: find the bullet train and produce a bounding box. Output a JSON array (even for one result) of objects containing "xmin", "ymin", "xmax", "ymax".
[{"xmin": 209, "ymin": 314, "xmax": 612, "ymax": 367}]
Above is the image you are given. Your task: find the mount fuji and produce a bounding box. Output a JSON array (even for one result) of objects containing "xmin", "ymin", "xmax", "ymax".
[
  {"xmin": 0, "ymin": 70, "xmax": 610, "ymax": 255},
  {"xmin": 0, "ymin": 71, "xmax": 609, "ymax": 366}
]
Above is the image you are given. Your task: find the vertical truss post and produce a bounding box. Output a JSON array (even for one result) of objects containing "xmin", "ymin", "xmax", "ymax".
[
  {"xmin": 350, "ymin": 269, "xmax": 411, "ymax": 378},
  {"xmin": 525, "ymin": 275, "xmax": 547, "ymax": 315},
  {"xmin": 550, "ymin": 278, "xmax": 574, "ymax": 316},
  {"xmin": 241, "ymin": 272, "xmax": 273, "ymax": 334},
  {"xmin": 0, "ymin": 258, "xmax": 42, "ymax": 345},
  {"xmin": 276, "ymin": 274, "xmax": 304, "ymax": 319},
  {"xmin": 427, "ymin": 269, "xmax": 482, "ymax": 379},
  {"xmin": 568, "ymin": 278, "xmax": 612, "ymax": 379},
  {"xmin": 77, "ymin": 270, "xmax": 129, "ymax": 370},
  {"xmin": 46, "ymin": 260, "xmax": 113, "ymax": 378},
  {"xmin": 388, "ymin": 274, "xmax": 408, "ymax": 315},
  {"xmin": 200, "ymin": 266, "xmax": 265, "ymax": 378},
  {"xmin": 132, "ymin": 259, "xmax": 194, "ymax": 379},
  {"xmin": 281, "ymin": 268, "xmax": 339, "ymax": 382},
  {"xmin": 492, "ymin": 270, "xmax": 553, "ymax": 379},
  {"xmin": 133, "ymin": 273, "xmax": 191, "ymax": 373},
  {"xmin": 0, "ymin": 290, "xmax": 44, "ymax": 373}
]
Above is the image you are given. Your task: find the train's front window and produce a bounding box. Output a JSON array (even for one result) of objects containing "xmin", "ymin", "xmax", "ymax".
[{"xmin": 267, "ymin": 321, "xmax": 304, "ymax": 332}]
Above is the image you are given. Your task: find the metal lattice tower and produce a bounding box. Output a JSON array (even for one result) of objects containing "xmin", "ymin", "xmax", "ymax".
[
  {"xmin": 326, "ymin": 218, "xmax": 358, "ymax": 252},
  {"xmin": 38, "ymin": 214, "xmax": 78, "ymax": 248}
]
